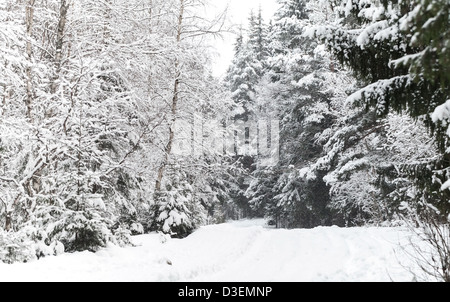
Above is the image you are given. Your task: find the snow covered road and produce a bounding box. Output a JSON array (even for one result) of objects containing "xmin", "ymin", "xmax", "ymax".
[{"xmin": 0, "ymin": 219, "xmax": 424, "ymax": 282}]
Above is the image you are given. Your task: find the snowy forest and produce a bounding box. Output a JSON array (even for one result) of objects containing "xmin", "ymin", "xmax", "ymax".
[{"xmin": 0, "ymin": 0, "xmax": 449, "ymax": 278}]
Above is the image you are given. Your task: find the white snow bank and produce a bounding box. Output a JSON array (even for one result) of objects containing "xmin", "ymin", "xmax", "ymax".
[
  {"xmin": 431, "ymin": 100, "xmax": 450, "ymax": 140},
  {"xmin": 0, "ymin": 219, "xmax": 431, "ymax": 282},
  {"xmin": 432, "ymin": 99, "xmax": 450, "ymax": 125}
]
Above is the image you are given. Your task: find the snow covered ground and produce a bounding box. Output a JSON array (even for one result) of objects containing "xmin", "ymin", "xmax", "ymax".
[{"xmin": 0, "ymin": 219, "xmax": 431, "ymax": 282}]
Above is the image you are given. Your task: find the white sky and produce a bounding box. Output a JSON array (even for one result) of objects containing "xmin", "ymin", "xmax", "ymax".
[{"xmin": 205, "ymin": 0, "xmax": 280, "ymax": 77}]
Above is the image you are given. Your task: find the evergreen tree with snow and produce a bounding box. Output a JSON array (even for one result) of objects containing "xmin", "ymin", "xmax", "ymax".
[
  {"xmin": 150, "ymin": 172, "xmax": 204, "ymax": 238},
  {"xmin": 249, "ymin": 7, "xmax": 269, "ymax": 63},
  {"xmin": 225, "ymin": 16, "xmax": 267, "ymax": 122},
  {"xmin": 310, "ymin": 0, "xmax": 450, "ymax": 218},
  {"xmin": 246, "ymin": 0, "xmax": 344, "ymax": 228},
  {"xmin": 271, "ymin": 0, "xmax": 309, "ymax": 51},
  {"xmin": 223, "ymin": 11, "xmax": 271, "ymax": 219}
]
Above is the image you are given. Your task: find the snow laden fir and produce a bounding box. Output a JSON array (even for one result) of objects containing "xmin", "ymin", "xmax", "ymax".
[{"xmin": 0, "ymin": 0, "xmax": 449, "ymax": 281}]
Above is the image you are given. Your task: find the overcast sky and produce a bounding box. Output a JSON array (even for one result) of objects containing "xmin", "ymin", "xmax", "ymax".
[{"xmin": 206, "ymin": 0, "xmax": 280, "ymax": 77}]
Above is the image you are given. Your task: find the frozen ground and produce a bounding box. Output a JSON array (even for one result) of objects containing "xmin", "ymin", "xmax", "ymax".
[{"xmin": 0, "ymin": 219, "xmax": 432, "ymax": 282}]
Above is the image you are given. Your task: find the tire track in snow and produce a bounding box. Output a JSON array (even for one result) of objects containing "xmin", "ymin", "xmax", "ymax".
[
  {"xmin": 176, "ymin": 222, "xmax": 417, "ymax": 282},
  {"xmin": 159, "ymin": 223, "xmax": 267, "ymax": 281},
  {"xmin": 0, "ymin": 219, "xmax": 422, "ymax": 282}
]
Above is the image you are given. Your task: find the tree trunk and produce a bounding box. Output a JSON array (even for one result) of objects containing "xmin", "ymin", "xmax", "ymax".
[
  {"xmin": 148, "ymin": 0, "xmax": 153, "ymax": 33},
  {"xmin": 155, "ymin": 63, "xmax": 180, "ymax": 192},
  {"xmin": 5, "ymin": 213, "xmax": 11, "ymax": 231},
  {"xmin": 50, "ymin": 0, "xmax": 70, "ymax": 95},
  {"xmin": 103, "ymin": 0, "xmax": 111, "ymax": 45},
  {"xmin": 155, "ymin": 0, "xmax": 184, "ymax": 192},
  {"xmin": 25, "ymin": 0, "xmax": 36, "ymax": 121}
]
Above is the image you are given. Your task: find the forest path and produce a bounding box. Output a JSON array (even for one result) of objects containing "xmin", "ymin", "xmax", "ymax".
[
  {"xmin": 159, "ymin": 220, "xmax": 418, "ymax": 282},
  {"xmin": 0, "ymin": 219, "xmax": 424, "ymax": 281}
]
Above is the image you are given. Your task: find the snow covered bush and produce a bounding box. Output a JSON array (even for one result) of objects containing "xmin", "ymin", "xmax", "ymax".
[
  {"xmin": 150, "ymin": 174, "xmax": 206, "ymax": 238},
  {"xmin": 45, "ymin": 208, "xmax": 115, "ymax": 253},
  {"xmin": 112, "ymin": 225, "xmax": 134, "ymax": 248},
  {"xmin": 0, "ymin": 230, "xmax": 35, "ymax": 264}
]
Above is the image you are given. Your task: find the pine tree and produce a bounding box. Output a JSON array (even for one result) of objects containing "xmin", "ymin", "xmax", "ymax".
[
  {"xmin": 271, "ymin": 0, "xmax": 309, "ymax": 50},
  {"xmin": 249, "ymin": 7, "xmax": 269, "ymax": 63},
  {"xmin": 245, "ymin": 0, "xmax": 345, "ymax": 228},
  {"xmin": 310, "ymin": 0, "xmax": 450, "ymax": 217},
  {"xmin": 225, "ymin": 36, "xmax": 262, "ymax": 121},
  {"xmin": 222, "ymin": 11, "xmax": 271, "ymax": 219},
  {"xmin": 151, "ymin": 172, "xmax": 203, "ymax": 238}
]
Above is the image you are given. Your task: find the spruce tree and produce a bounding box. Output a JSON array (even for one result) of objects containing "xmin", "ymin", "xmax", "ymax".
[
  {"xmin": 224, "ymin": 11, "xmax": 271, "ymax": 219},
  {"xmin": 246, "ymin": 0, "xmax": 342, "ymax": 228},
  {"xmin": 249, "ymin": 7, "xmax": 269, "ymax": 63},
  {"xmin": 311, "ymin": 0, "xmax": 450, "ymax": 216}
]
